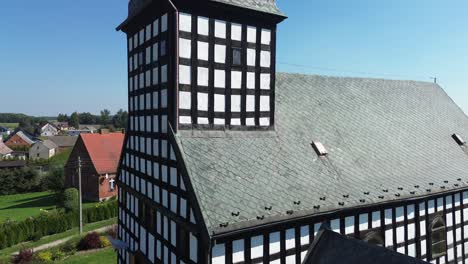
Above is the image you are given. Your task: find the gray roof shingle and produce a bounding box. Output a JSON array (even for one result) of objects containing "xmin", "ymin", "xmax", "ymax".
[
  {"xmin": 175, "ymin": 73, "xmax": 468, "ymax": 235},
  {"xmin": 209, "ymin": 0, "xmax": 285, "ymax": 16}
]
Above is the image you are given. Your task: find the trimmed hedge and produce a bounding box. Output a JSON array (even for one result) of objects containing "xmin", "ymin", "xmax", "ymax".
[{"xmin": 0, "ymin": 201, "xmax": 117, "ymax": 250}]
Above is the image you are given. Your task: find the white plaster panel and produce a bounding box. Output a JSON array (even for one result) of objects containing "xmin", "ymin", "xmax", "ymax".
[
  {"xmin": 214, "ymin": 118, "xmax": 225, "ymax": 125},
  {"xmin": 153, "ymin": 19, "xmax": 159, "ymax": 37},
  {"xmin": 345, "ymin": 216, "xmax": 354, "ymax": 234},
  {"xmin": 179, "ymin": 65, "xmax": 191, "ymax": 85},
  {"xmin": 179, "ymin": 91, "xmax": 191, "ymax": 110},
  {"xmin": 260, "ymin": 73, "xmax": 270, "ymax": 90},
  {"xmin": 231, "ymin": 71, "xmax": 242, "ymax": 89},
  {"xmin": 251, "ymin": 235, "xmax": 263, "ymax": 259},
  {"xmin": 232, "ymin": 239, "xmax": 244, "ymax": 262},
  {"xmin": 179, "ymin": 116, "xmax": 191, "ymax": 124},
  {"xmin": 428, "ymin": 200, "xmax": 435, "ymax": 214},
  {"xmin": 300, "ymin": 226, "xmax": 309, "ymax": 245},
  {"xmin": 261, "ymin": 51, "xmax": 271, "ymax": 67},
  {"xmin": 463, "ymin": 192, "xmax": 468, "ymax": 204},
  {"xmin": 270, "ymin": 232, "xmax": 281, "ymax": 254},
  {"xmin": 161, "ymin": 14, "xmax": 168, "ymax": 32},
  {"xmin": 214, "ymin": 94, "xmax": 225, "ymax": 112},
  {"xmin": 198, "ymin": 67, "xmax": 209, "ymax": 86},
  {"xmin": 179, "ymin": 38, "xmax": 191, "ymax": 59},
  {"xmin": 198, "ymin": 118, "xmax": 209, "ymax": 124},
  {"xmin": 421, "ymin": 239, "xmax": 426, "ymax": 256},
  {"xmin": 215, "ymin": 20, "xmax": 226, "ymax": 38},
  {"xmin": 456, "ymin": 210, "xmax": 461, "ymax": 224},
  {"xmin": 215, "ymin": 44, "xmax": 226, "ymax": 63},
  {"xmin": 247, "ymin": 49, "xmax": 256, "ymax": 66},
  {"xmin": 372, "ymin": 211, "xmax": 380, "ymax": 228},
  {"xmin": 259, "ymin": 118, "xmax": 270, "ymax": 126},
  {"xmin": 446, "ymin": 195, "xmax": 453, "ymax": 208},
  {"xmin": 359, "ymin": 214, "xmax": 368, "ymax": 231},
  {"xmin": 408, "ymin": 243, "xmax": 416, "ymax": 257},
  {"xmin": 231, "ymin": 95, "xmax": 241, "ymax": 112},
  {"xmin": 437, "ymin": 197, "xmax": 444, "ymax": 211},
  {"xmin": 231, "ymin": 119, "xmax": 241, "ymax": 125},
  {"xmin": 198, "ymin": 41, "xmax": 209, "ymax": 61},
  {"xmin": 198, "ymin": 93, "xmax": 208, "ymax": 111},
  {"xmin": 396, "ymin": 206, "xmax": 404, "ymax": 222},
  {"xmin": 247, "ymin": 26, "xmax": 256, "ymax": 43},
  {"xmin": 179, "ymin": 13, "xmax": 192, "ymax": 32},
  {"xmin": 331, "ymin": 219, "xmax": 340, "ymax": 233},
  {"xmin": 260, "ymin": 96, "xmax": 270, "ymax": 111},
  {"xmin": 213, "ymin": 69, "xmax": 226, "ymax": 88},
  {"xmin": 246, "ymin": 118, "xmax": 255, "ymax": 126},
  {"xmin": 246, "ymin": 95, "xmax": 255, "ymax": 112},
  {"xmin": 420, "ymin": 220, "xmax": 426, "ymax": 236},
  {"xmin": 408, "ymin": 223, "xmax": 415, "ymax": 240},
  {"xmin": 447, "ymin": 212, "xmax": 453, "ymax": 227},
  {"xmin": 385, "ymin": 229, "xmax": 393, "ymax": 246},
  {"xmin": 231, "ymin": 23, "xmax": 242, "ymax": 41},
  {"xmin": 212, "ymin": 244, "xmax": 225, "ymax": 264},
  {"xmin": 286, "ymin": 255, "xmax": 296, "ymax": 264},
  {"xmin": 247, "ymin": 72, "xmax": 255, "ymax": 89},
  {"xmin": 286, "ymin": 228, "xmax": 295, "ymax": 249},
  {"xmin": 261, "ymin": 29, "xmax": 271, "ymax": 45},
  {"xmin": 198, "ymin": 16, "xmax": 209, "ymax": 35},
  {"xmin": 396, "ymin": 225, "xmax": 405, "ymax": 244}
]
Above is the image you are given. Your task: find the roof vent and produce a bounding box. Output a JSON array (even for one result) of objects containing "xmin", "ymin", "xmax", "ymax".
[
  {"xmin": 312, "ymin": 141, "xmax": 328, "ymax": 156},
  {"xmin": 453, "ymin": 134, "xmax": 466, "ymax": 146}
]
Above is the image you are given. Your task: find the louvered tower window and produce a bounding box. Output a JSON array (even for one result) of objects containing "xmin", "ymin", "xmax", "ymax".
[{"xmin": 430, "ymin": 215, "xmax": 447, "ymax": 259}]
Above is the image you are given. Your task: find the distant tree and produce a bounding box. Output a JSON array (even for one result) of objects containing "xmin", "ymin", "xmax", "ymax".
[
  {"xmin": 79, "ymin": 112, "xmax": 97, "ymax": 125},
  {"xmin": 100, "ymin": 109, "xmax": 111, "ymax": 126},
  {"xmin": 57, "ymin": 114, "xmax": 69, "ymax": 122},
  {"xmin": 18, "ymin": 117, "xmax": 35, "ymax": 135},
  {"xmin": 0, "ymin": 167, "xmax": 41, "ymax": 195},
  {"xmin": 112, "ymin": 109, "xmax": 128, "ymax": 129},
  {"xmin": 69, "ymin": 112, "xmax": 80, "ymax": 129}
]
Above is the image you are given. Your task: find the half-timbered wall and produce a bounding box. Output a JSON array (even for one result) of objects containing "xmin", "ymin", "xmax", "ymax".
[
  {"xmin": 117, "ymin": 9, "xmax": 204, "ymax": 264},
  {"xmin": 211, "ymin": 190, "xmax": 468, "ymax": 264},
  {"xmin": 177, "ymin": 12, "xmax": 275, "ymax": 129}
]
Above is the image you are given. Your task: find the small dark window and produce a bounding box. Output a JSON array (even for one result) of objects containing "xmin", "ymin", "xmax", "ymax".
[
  {"xmin": 161, "ymin": 40, "xmax": 167, "ymax": 57},
  {"xmin": 430, "ymin": 215, "xmax": 447, "ymax": 259},
  {"xmin": 232, "ymin": 47, "xmax": 242, "ymax": 66}
]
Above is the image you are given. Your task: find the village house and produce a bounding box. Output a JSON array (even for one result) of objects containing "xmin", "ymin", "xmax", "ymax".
[
  {"xmin": 48, "ymin": 136, "xmax": 78, "ymax": 153},
  {"xmin": 115, "ymin": 1, "xmax": 468, "ymax": 264},
  {"xmin": 65, "ymin": 131, "xmax": 124, "ymax": 201},
  {"xmin": 4, "ymin": 130, "xmax": 35, "ymax": 150},
  {"xmin": 29, "ymin": 140, "xmax": 58, "ymax": 160},
  {"xmin": 37, "ymin": 122, "xmax": 59, "ymax": 137},
  {"xmin": 0, "ymin": 126, "xmax": 11, "ymax": 137},
  {"xmin": 0, "ymin": 140, "xmax": 13, "ymax": 160}
]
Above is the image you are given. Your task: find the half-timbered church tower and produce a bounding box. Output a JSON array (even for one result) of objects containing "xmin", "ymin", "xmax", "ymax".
[{"xmin": 116, "ymin": 1, "xmax": 468, "ymax": 263}]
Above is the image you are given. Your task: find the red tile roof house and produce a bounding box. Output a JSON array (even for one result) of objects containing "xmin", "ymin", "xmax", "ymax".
[{"xmin": 65, "ymin": 131, "xmax": 124, "ymax": 201}]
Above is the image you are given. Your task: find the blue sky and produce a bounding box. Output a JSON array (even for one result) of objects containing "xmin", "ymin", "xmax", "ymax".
[{"xmin": 0, "ymin": 0, "xmax": 467, "ymax": 116}]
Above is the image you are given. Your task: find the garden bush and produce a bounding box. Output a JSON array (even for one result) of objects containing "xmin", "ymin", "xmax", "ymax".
[
  {"xmin": 50, "ymin": 248, "xmax": 65, "ymax": 261},
  {"xmin": 0, "ymin": 200, "xmax": 117, "ymax": 250},
  {"xmin": 63, "ymin": 188, "xmax": 79, "ymax": 212},
  {"xmin": 36, "ymin": 251, "xmax": 52, "ymax": 262},
  {"xmin": 99, "ymin": 236, "xmax": 111, "ymax": 248},
  {"xmin": 0, "ymin": 167, "xmax": 42, "ymax": 195},
  {"xmin": 78, "ymin": 232, "xmax": 101, "ymax": 250},
  {"xmin": 11, "ymin": 248, "xmax": 34, "ymax": 264},
  {"xmin": 59, "ymin": 238, "xmax": 78, "ymax": 255}
]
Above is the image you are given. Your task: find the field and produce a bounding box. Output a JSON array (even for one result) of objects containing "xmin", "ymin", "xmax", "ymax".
[
  {"xmin": 0, "ymin": 123, "xmax": 19, "ymax": 129},
  {"xmin": 59, "ymin": 248, "xmax": 117, "ymax": 264},
  {"xmin": 0, "ymin": 191, "xmax": 101, "ymax": 222}
]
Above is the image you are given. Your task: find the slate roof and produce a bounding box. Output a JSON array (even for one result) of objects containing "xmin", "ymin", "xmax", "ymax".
[
  {"xmin": 303, "ymin": 227, "xmax": 428, "ymax": 264},
  {"xmin": 209, "ymin": 0, "xmax": 285, "ymax": 17},
  {"xmin": 49, "ymin": 136, "xmax": 78, "ymax": 148},
  {"xmin": 174, "ymin": 73, "xmax": 468, "ymax": 235},
  {"xmin": 40, "ymin": 140, "xmax": 58, "ymax": 150},
  {"xmin": 81, "ymin": 133, "xmax": 125, "ymax": 175}
]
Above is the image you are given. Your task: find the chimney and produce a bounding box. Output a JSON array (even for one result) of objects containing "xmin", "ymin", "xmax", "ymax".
[{"xmin": 99, "ymin": 129, "xmax": 110, "ymax": 135}]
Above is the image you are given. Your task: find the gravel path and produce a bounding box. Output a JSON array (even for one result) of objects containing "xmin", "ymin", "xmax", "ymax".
[{"xmin": 12, "ymin": 225, "xmax": 113, "ymax": 255}]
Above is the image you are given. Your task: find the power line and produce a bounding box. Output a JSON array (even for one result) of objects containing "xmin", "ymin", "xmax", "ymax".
[{"xmin": 277, "ymin": 60, "xmax": 436, "ymax": 82}]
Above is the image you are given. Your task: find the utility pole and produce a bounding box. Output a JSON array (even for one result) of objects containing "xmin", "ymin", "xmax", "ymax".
[{"xmin": 78, "ymin": 156, "xmax": 83, "ymax": 234}]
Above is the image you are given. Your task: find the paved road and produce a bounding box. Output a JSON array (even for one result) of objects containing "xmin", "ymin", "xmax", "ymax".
[{"xmin": 12, "ymin": 225, "xmax": 113, "ymax": 255}]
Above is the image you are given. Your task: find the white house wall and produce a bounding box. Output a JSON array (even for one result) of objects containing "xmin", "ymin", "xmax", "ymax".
[
  {"xmin": 210, "ymin": 191, "xmax": 468, "ymax": 264},
  {"xmin": 177, "ymin": 12, "xmax": 274, "ymax": 128}
]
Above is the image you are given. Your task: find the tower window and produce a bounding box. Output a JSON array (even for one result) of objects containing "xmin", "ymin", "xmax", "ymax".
[
  {"xmin": 232, "ymin": 47, "xmax": 242, "ymax": 66},
  {"xmin": 430, "ymin": 215, "xmax": 447, "ymax": 259}
]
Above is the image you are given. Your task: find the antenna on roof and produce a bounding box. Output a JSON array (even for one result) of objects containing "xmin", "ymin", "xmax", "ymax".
[{"xmin": 430, "ymin": 77, "xmax": 437, "ymax": 84}]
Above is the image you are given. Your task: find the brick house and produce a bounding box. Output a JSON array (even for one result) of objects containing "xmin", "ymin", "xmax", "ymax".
[
  {"xmin": 4, "ymin": 130, "xmax": 35, "ymax": 151},
  {"xmin": 65, "ymin": 131, "xmax": 124, "ymax": 201}
]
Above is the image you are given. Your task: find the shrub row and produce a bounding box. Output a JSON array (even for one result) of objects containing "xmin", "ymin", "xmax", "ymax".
[{"xmin": 0, "ymin": 201, "xmax": 117, "ymax": 250}]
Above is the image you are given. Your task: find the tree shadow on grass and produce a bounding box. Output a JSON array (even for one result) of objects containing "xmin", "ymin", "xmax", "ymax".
[{"xmin": 1, "ymin": 194, "xmax": 59, "ymax": 210}]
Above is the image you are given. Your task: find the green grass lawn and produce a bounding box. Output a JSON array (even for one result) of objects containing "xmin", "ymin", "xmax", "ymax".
[
  {"xmin": 0, "ymin": 123, "xmax": 18, "ymax": 129},
  {"xmin": 0, "ymin": 218, "xmax": 117, "ymax": 262},
  {"xmin": 59, "ymin": 248, "xmax": 116, "ymax": 264},
  {"xmin": 0, "ymin": 191, "xmax": 103, "ymax": 222}
]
